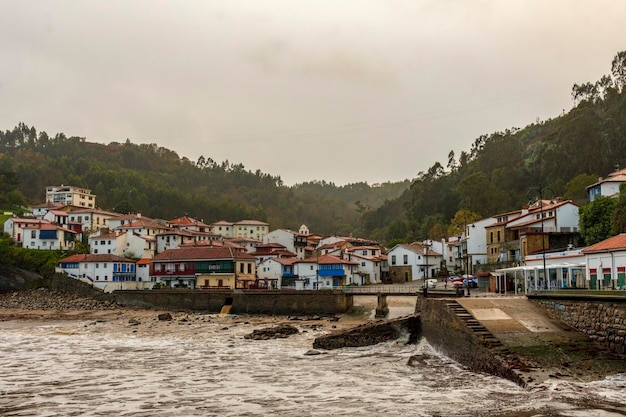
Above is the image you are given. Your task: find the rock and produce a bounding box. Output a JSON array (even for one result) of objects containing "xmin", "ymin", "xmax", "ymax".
[
  {"xmin": 157, "ymin": 313, "xmax": 173, "ymax": 321},
  {"xmin": 128, "ymin": 318, "xmax": 141, "ymax": 326},
  {"xmin": 304, "ymin": 349, "xmax": 325, "ymax": 356},
  {"xmin": 244, "ymin": 324, "xmax": 299, "ymax": 340}
]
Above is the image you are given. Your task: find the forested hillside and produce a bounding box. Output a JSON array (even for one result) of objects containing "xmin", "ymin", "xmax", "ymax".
[
  {"xmin": 0, "ymin": 126, "xmax": 407, "ymax": 236},
  {"xmin": 361, "ymin": 51, "xmax": 626, "ymax": 245},
  {"xmin": 2, "ymin": 51, "xmax": 625, "ymax": 246}
]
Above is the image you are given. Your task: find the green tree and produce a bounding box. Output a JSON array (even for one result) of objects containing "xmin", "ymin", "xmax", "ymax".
[
  {"xmin": 612, "ymin": 182, "xmax": 626, "ymax": 234},
  {"xmin": 564, "ymin": 173, "xmax": 597, "ymax": 205},
  {"xmin": 579, "ymin": 196, "xmax": 617, "ymax": 245}
]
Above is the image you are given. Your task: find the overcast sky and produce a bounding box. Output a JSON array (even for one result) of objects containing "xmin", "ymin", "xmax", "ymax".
[{"xmin": 1, "ymin": 1, "xmax": 625, "ymax": 186}]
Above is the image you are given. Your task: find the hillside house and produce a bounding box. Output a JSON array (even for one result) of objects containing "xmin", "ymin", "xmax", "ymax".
[
  {"xmin": 387, "ymin": 242, "xmax": 442, "ymax": 284},
  {"xmin": 22, "ymin": 223, "xmax": 76, "ymax": 250},
  {"xmin": 57, "ymin": 253, "xmax": 137, "ymax": 292}
]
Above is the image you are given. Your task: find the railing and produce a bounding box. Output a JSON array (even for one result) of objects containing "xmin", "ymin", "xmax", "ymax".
[{"xmin": 341, "ymin": 284, "xmax": 422, "ymax": 295}]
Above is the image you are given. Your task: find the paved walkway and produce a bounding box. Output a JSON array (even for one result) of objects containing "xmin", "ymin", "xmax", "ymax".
[{"xmin": 455, "ymin": 296, "xmax": 626, "ymax": 384}]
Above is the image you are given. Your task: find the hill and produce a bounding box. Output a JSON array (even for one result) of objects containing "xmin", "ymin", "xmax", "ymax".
[
  {"xmin": 2, "ymin": 51, "xmax": 625, "ymax": 245},
  {"xmin": 0, "ymin": 127, "xmax": 408, "ymax": 237},
  {"xmin": 360, "ymin": 51, "xmax": 626, "ymax": 244}
]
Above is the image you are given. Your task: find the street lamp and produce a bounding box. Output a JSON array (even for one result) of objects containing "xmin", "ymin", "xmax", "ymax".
[{"xmin": 527, "ymin": 186, "xmax": 555, "ymax": 290}]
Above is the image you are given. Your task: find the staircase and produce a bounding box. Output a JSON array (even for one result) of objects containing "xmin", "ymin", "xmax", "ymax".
[{"xmin": 445, "ymin": 300, "xmax": 510, "ymax": 353}]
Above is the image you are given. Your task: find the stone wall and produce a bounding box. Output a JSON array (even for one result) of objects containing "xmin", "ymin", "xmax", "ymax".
[
  {"xmin": 417, "ymin": 297, "xmax": 526, "ymax": 386},
  {"xmin": 113, "ymin": 289, "xmax": 353, "ymax": 315},
  {"xmin": 529, "ymin": 294, "xmax": 626, "ymax": 356}
]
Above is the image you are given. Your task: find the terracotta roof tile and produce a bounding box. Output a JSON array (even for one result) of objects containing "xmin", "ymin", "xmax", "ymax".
[{"xmin": 583, "ymin": 234, "xmax": 626, "ymax": 253}]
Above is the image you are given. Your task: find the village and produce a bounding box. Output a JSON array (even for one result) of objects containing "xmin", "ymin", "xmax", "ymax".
[{"xmin": 3, "ymin": 168, "xmax": 626, "ymax": 294}]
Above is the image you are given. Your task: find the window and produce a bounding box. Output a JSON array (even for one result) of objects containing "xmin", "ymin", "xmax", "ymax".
[
  {"xmin": 403, "ymin": 254, "xmax": 408, "ymax": 265},
  {"xmin": 247, "ymin": 263, "xmax": 252, "ymax": 274},
  {"xmin": 391, "ymin": 255, "xmax": 396, "ymax": 265},
  {"xmin": 361, "ymin": 262, "xmax": 366, "ymax": 267},
  {"xmin": 497, "ymin": 231, "xmax": 501, "ymax": 242},
  {"xmin": 94, "ymin": 249, "xmax": 98, "ymax": 254},
  {"xmin": 362, "ymin": 250, "xmax": 367, "ymax": 256},
  {"xmin": 31, "ymin": 230, "xmax": 36, "ymax": 238},
  {"xmin": 96, "ymin": 263, "xmax": 99, "ymax": 268}
]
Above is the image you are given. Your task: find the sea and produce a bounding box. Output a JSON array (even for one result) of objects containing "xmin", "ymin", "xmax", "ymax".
[{"xmin": 1, "ymin": 298, "xmax": 626, "ymax": 417}]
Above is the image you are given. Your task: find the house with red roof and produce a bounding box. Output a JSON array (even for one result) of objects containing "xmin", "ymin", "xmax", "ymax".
[
  {"xmin": 586, "ymin": 167, "xmax": 626, "ymax": 202},
  {"xmin": 57, "ymin": 253, "xmax": 137, "ymax": 292},
  {"xmin": 485, "ymin": 199, "xmax": 580, "ymax": 265},
  {"xmin": 89, "ymin": 229, "xmax": 156, "ymax": 259},
  {"xmin": 263, "ymin": 228, "xmax": 309, "ymax": 259},
  {"xmin": 386, "ymin": 242, "xmax": 442, "ymax": 284},
  {"xmin": 256, "ymin": 257, "xmax": 297, "ymax": 289},
  {"xmin": 294, "ymin": 254, "xmax": 359, "ymax": 289},
  {"xmin": 151, "ymin": 246, "xmax": 257, "ymax": 289},
  {"xmin": 22, "ymin": 222, "xmax": 77, "ymax": 250},
  {"xmin": 583, "ymin": 233, "xmax": 626, "ymax": 290},
  {"xmin": 3, "ymin": 218, "xmax": 51, "ymax": 245}
]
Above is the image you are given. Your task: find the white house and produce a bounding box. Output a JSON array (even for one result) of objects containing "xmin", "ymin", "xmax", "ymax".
[
  {"xmin": 3, "ymin": 218, "xmax": 50, "ymax": 245},
  {"xmin": 293, "ymin": 254, "xmax": 359, "ymax": 289},
  {"xmin": 135, "ymin": 258, "xmax": 153, "ymax": 288},
  {"xmin": 31, "ymin": 202, "xmax": 64, "ymax": 219},
  {"xmin": 46, "ymin": 185, "xmax": 96, "ymax": 208},
  {"xmin": 586, "ymin": 167, "xmax": 626, "ymax": 202},
  {"xmin": 583, "ymin": 233, "xmax": 626, "ymax": 290},
  {"xmin": 257, "ymin": 257, "xmax": 298, "ymax": 289},
  {"xmin": 22, "ymin": 223, "xmax": 77, "ymax": 250},
  {"xmin": 43, "ymin": 209, "xmax": 69, "ymax": 227},
  {"xmin": 386, "ymin": 242, "xmax": 442, "ymax": 283},
  {"xmin": 264, "ymin": 229, "xmax": 309, "ymax": 259},
  {"xmin": 57, "ymin": 253, "xmax": 138, "ymax": 292},
  {"xmin": 345, "ymin": 246, "xmax": 385, "ymax": 284},
  {"xmin": 67, "ymin": 208, "xmax": 119, "ymax": 233},
  {"xmin": 90, "ymin": 229, "xmax": 155, "ymax": 259}
]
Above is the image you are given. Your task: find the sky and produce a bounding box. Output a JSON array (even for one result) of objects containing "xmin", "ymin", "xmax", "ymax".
[{"xmin": 1, "ymin": 1, "xmax": 625, "ymax": 186}]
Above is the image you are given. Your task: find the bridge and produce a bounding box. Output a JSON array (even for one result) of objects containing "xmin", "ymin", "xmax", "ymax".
[{"xmin": 341, "ymin": 284, "xmax": 458, "ymax": 317}]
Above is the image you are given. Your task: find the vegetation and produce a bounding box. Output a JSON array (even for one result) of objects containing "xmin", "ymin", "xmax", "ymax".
[
  {"xmin": 2, "ymin": 51, "xmax": 626, "ymax": 247},
  {"xmin": 361, "ymin": 51, "xmax": 626, "ymax": 245}
]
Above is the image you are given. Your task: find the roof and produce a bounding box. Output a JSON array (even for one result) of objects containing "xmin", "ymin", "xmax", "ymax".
[
  {"xmin": 152, "ymin": 246, "xmax": 256, "ymax": 261},
  {"xmin": 235, "ymin": 219, "xmax": 269, "ymax": 226},
  {"xmin": 59, "ymin": 253, "xmax": 135, "ymax": 263},
  {"xmin": 391, "ymin": 243, "xmax": 440, "ymax": 257},
  {"xmin": 583, "ymin": 234, "xmax": 626, "ymax": 253},
  {"xmin": 586, "ymin": 168, "xmax": 626, "ymax": 189},
  {"xmin": 23, "ymin": 223, "xmax": 76, "ymax": 233},
  {"xmin": 300, "ymin": 254, "xmax": 359, "ymax": 265},
  {"xmin": 136, "ymin": 258, "xmax": 152, "ymax": 265},
  {"xmin": 69, "ymin": 208, "xmax": 119, "ymax": 216},
  {"xmin": 169, "ymin": 216, "xmax": 210, "ymax": 227}
]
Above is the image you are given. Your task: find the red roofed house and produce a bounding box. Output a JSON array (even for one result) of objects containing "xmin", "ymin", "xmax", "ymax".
[
  {"xmin": 22, "ymin": 222, "xmax": 77, "ymax": 250},
  {"xmin": 151, "ymin": 246, "xmax": 257, "ymax": 289},
  {"xmin": 583, "ymin": 233, "xmax": 626, "ymax": 290},
  {"xmin": 586, "ymin": 167, "xmax": 626, "ymax": 202},
  {"xmin": 294, "ymin": 254, "xmax": 359, "ymax": 289},
  {"xmin": 57, "ymin": 253, "xmax": 137, "ymax": 292}
]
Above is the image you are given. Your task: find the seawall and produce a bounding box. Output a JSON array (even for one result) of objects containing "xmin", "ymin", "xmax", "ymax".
[
  {"xmin": 112, "ymin": 289, "xmax": 354, "ymax": 315},
  {"xmin": 417, "ymin": 297, "xmax": 527, "ymax": 386},
  {"xmin": 529, "ymin": 293, "xmax": 626, "ymax": 357}
]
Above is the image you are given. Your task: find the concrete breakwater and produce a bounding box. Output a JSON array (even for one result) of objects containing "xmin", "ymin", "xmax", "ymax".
[
  {"xmin": 312, "ymin": 315, "xmax": 420, "ymax": 349},
  {"xmin": 113, "ymin": 289, "xmax": 353, "ymax": 315}
]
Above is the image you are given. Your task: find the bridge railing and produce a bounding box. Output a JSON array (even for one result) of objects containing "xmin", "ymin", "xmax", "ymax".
[{"xmin": 341, "ymin": 285, "xmax": 422, "ymax": 295}]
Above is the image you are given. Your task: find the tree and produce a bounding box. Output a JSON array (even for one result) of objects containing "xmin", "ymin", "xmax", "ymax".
[
  {"xmin": 564, "ymin": 173, "xmax": 597, "ymax": 205},
  {"xmin": 448, "ymin": 210, "xmax": 482, "ymax": 236},
  {"xmin": 579, "ymin": 196, "xmax": 617, "ymax": 245},
  {"xmin": 612, "ymin": 182, "xmax": 626, "ymax": 234}
]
